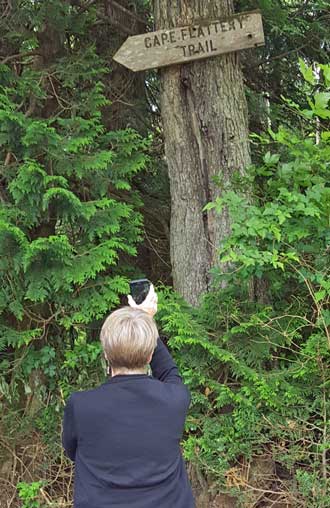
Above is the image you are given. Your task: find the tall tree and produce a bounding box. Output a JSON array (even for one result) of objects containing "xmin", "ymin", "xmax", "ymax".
[
  {"xmin": 154, "ymin": 0, "xmax": 251, "ymax": 305},
  {"xmin": 0, "ymin": 0, "xmax": 148, "ymax": 409}
]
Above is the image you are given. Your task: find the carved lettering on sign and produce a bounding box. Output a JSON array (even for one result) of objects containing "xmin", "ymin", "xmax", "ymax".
[{"xmin": 143, "ymin": 15, "xmax": 245, "ymax": 54}]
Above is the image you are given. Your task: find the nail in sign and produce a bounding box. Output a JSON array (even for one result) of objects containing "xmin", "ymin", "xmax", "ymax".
[{"xmin": 113, "ymin": 10, "xmax": 264, "ymax": 72}]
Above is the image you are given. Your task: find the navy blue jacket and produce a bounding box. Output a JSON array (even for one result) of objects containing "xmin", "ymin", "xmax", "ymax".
[{"xmin": 62, "ymin": 338, "xmax": 195, "ymax": 508}]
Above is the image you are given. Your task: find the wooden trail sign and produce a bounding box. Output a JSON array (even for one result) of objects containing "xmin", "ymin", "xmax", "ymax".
[{"xmin": 113, "ymin": 10, "xmax": 264, "ymax": 72}]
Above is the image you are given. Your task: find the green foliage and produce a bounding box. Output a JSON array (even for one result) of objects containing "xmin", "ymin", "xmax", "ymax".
[
  {"xmin": 157, "ymin": 64, "xmax": 330, "ymax": 506},
  {"xmin": 0, "ymin": 0, "xmax": 148, "ymax": 419},
  {"xmin": 238, "ymin": 0, "xmax": 330, "ymax": 135},
  {"xmin": 17, "ymin": 481, "xmax": 45, "ymax": 508},
  {"xmin": 0, "ymin": 3, "xmax": 152, "ymax": 504}
]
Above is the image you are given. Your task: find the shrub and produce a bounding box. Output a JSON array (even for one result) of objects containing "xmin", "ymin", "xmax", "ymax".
[{"xmin": 157, "ymin": 62, "xmax": 330, "ymax": 507}]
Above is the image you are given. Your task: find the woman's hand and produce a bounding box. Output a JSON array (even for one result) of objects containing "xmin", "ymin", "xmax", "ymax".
[{"xmin": 127, "ymin": 284, "xmax": 158, "ymax": 316}]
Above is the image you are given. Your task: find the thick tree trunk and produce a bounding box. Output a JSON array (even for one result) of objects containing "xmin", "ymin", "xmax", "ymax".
[{"xmin": 154, "ymin": 0, "xmax": 251, "ymax": 305}]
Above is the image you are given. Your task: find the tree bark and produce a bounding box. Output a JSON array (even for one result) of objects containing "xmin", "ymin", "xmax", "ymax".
[{"xmin": 154, "ymin": 0, "xmax": 251, "ymax": 305}]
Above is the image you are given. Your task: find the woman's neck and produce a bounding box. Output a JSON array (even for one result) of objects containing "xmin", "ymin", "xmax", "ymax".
[{"xmin": 111, "ymin": 367, "xmax": 147, "ymax": 377}]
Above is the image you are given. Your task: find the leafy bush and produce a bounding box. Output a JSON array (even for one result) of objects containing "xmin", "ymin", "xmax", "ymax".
[
  {"xmin": 157, "ymin": 62, "xmax": 330, "ymax": 507},
  {"xmin": 17, "ymin": 481, "xmax": 44, "ymax": 508}
]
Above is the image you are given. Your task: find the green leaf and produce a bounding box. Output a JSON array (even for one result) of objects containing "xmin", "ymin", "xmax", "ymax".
[
  {"xmin": 298, "ymin": 58, "xmax": 316, "ymax": 85},
  {"xmin": 263, "ymin": 151, "xmax": 280, "ymax": 165},
  {"xmin": 314, "ymin": 290, "xmax": 326, "ymax": 302}
]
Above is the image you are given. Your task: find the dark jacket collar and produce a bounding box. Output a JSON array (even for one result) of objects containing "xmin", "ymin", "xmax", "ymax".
[{"xmin": 104, "ymin": 374, "xmax": 150, "ymax": 384}]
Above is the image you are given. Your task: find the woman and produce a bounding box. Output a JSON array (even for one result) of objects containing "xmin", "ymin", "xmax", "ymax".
[{"xmin": 62, "ymin": 285, "xmax": 195, "ymax": 507}]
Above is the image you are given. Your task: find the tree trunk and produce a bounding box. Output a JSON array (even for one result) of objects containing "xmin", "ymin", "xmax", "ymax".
[{"xmin": 154, "ymin": 0, "xmax": 251, "ymax": 305}]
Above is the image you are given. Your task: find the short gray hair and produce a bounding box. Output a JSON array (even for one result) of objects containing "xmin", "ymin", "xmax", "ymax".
[{"xmin": 100, "ymin": 307, "xmax": 158, "ymax": 369}]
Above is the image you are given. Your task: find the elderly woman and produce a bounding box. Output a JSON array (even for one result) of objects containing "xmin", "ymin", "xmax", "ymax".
[{"xmin": 62, "ymin": 286, "xmax": 195, "ymax": 508}]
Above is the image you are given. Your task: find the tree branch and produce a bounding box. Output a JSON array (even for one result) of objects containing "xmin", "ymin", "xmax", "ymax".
[{"xmin": 0, "ymin": 50, "xmax": 42, "ymax": 65}]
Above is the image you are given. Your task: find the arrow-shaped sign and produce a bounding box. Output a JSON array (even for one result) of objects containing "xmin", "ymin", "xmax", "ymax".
[{"xmin": 113, "ymin": 10, "xmax": 264, "ymax": 72}]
